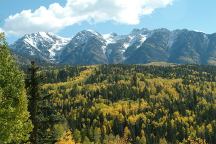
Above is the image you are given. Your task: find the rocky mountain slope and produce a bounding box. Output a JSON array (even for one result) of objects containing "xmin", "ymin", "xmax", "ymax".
[
  {"xmin": 10, "ymin": 32, "xmax": 69, "ymax": 65},
  {"xmin": 10, "ymin": 28, "xmax": 216, "ymax": 65}
]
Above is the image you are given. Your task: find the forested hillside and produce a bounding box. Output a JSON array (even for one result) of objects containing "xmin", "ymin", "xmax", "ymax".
[{"xmin": 31, "ymin": 64, "xmax": 216, "ymax": 144}]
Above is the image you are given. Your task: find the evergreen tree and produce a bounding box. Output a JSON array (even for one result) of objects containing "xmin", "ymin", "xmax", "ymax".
[
  {"xmin": 0, "ymin": 33, "xmax": 32, "ymax": 143},
  {"xmin": 26, "ymin": 61, "xmax": 40, "ymax": 143}
]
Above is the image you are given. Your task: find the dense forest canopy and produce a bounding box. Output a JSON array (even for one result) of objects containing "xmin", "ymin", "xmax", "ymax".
[{"xmin": 32, "ymin": 64, "xmax": 216, "ymax": 144}]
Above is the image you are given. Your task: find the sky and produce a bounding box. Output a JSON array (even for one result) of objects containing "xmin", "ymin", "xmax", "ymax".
[{"xmin": 1, "ymin": 0, "xmax": 216, "ymax": 43}]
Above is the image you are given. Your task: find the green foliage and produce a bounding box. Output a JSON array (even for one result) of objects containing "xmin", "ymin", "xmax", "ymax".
[
  {"xmin": 0, "ymin": 33, "xmax": 32, "ymax": 143},
  {"xmin": 53, "ymin": 123, "xmax": 67, "ymax": 139},
  {"xmin": 73, "ymin": 129, "xmax": 81, "ymax": 142}
]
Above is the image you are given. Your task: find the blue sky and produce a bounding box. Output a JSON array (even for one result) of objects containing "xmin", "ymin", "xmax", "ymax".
[{"xmin": 1, "ymin": 0, "xmax": 216, "ymax": 43}]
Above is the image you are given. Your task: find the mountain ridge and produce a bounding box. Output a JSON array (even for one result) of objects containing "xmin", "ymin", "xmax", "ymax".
[{"xmin": 10, "ymin": 28, "xmax": 216, "ymax": 65}]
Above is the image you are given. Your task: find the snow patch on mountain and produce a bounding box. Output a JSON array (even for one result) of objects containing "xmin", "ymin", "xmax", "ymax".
[
  {"xmin": 49, "ymin": 38, "xmax": 70, "ymax": 60},
  {"xmin": 11, "ymin": 32, "xmax": 70, "ymax": 61},
  {"xmin": 101, "ymin": 45, "xmax": 107, "ymax": 54},
  {"xmin": 140, "ymin": 35, "xmax": 147, "ymax": 43},
  {"xmin": 136, "ymin": 34, "xmax": 147, "ymax": 48},
  {"xmin": 86, "ymin": 29, "xmax": 101, "ymax": 37},
  {"xmin": 23, "ymin": 36, "xmax": 37, "ymax": 49},
  {"xmin": 39, "ymin": 32, "xmax": 53, "ymax": 41},
  {"xmin": 103, "ymin": 33, "xmax": 116, "ymax": 45}
]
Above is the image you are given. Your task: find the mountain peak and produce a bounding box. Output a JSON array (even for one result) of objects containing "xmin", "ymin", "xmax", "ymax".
[
  {"xmin": 72, "ymin": 29, "xmax": 104, "ymax": 45},
  {"xmin": 86, "ymin": 29, "xmax": 100, "ymax": 35},
  {"xmin": 77, "ymin": 29, "xmax": 102, "ymax": 37},
  {"xmin": 23, "ymin": 32, "xmax": 50, "ymax": 38},
  {"xmin": 11, "ymin": 32, "xmax": 69, "ymax": 62}
]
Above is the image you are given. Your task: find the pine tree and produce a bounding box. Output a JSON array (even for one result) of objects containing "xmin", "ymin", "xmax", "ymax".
[
  {"xmin": 26, "ymin": 61, "xmax": 39, "ymax": 143},
  {"xmin": 0, "ymin": 33, "xmax": 32, "ymax": 143}
]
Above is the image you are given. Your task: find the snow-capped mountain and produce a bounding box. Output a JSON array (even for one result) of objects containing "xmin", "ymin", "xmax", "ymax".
[
  {"xmin": 10, "ymin": 32, "xmax": 70, "ymax": 64},
  {"xmin": 10, "ymin": 29, "xmax": 152, "ymax": 65},
  {"xmin": 59, "ymin": 30, "xmax": 108, "ymax": 65},
  {"xmin": 10, "ymin": 28, "xmax": 216, "ymax": 65},
  {"xmin": 103, "ymin": 28, "xmax": 150, "ymax": 63},
  {"xmin": 59, "ymin": 29, "xmax": 151, "ymax": 65}
]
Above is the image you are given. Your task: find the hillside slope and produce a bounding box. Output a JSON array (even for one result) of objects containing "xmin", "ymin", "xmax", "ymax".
[{"xmin": 34, "ymin": 64, "xmax": 216, "ymax": 143}]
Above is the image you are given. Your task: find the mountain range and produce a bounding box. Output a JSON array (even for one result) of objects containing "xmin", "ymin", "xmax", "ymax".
[{"xmin": 10, "ymin": 28, "xmax": 216, "ymax": 65}]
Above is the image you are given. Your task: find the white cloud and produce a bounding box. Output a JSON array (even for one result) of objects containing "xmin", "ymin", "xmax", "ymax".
[
  {"xmin": 0, "ymin": 28, "xmax": 4, "ymax": 33},
  {"xmin": 2, "ymin": 0, "xmax": 173, "ymax": 35}
]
